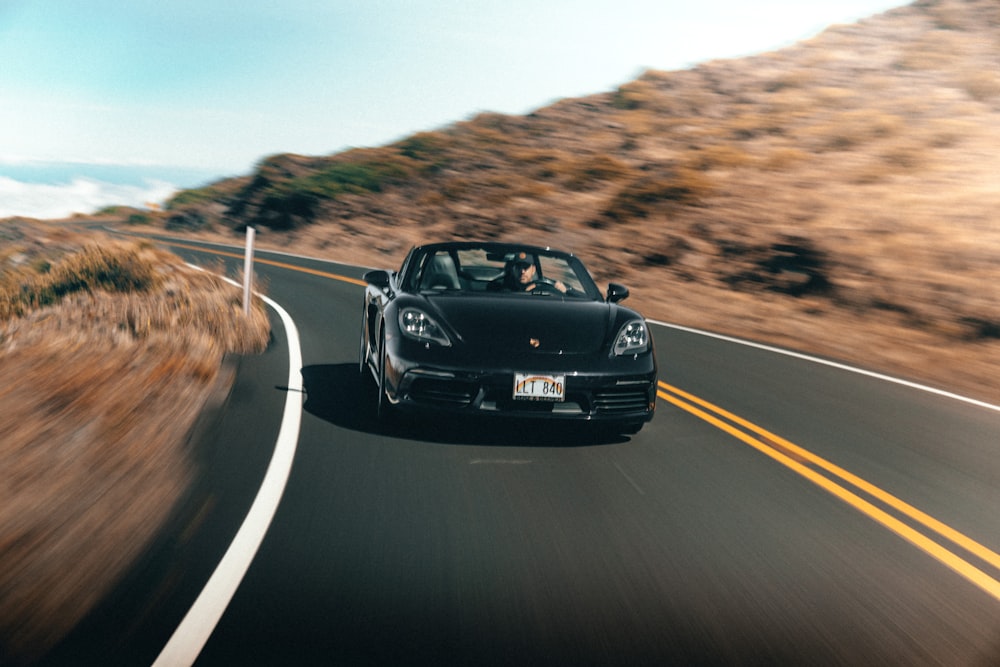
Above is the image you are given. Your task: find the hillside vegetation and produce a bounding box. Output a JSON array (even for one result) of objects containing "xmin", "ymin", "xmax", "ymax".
[
  {"xmin": 0, "ymin": 221, "xmax": 270, "ymax": 663},
  {"xmin": 148, "ymin": 0, "xmax": 998, "ymax": 401}
]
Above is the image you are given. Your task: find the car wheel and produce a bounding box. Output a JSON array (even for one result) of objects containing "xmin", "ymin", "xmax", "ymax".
[
  {"xmin": 376, "ymin": 331, "xmax": 394, "ymax": 422},
  {"xmin": 358, "ymin": 314, "xmax": 369, "ymax": 378}
]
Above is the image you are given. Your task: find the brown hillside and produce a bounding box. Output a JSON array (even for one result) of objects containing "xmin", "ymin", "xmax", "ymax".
[
  {"xmin": 0, "ymin": 221, "xmax": 271, "ymax": 663},
  {"xmin": 158, "ymin": 0, "xmax": 999, "ymax": 402}
]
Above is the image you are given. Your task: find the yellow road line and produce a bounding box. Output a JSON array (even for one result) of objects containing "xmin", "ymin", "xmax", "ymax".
[
  {"xmin": 164, "ymin": 240, "xmax": 368, "ymax": 286},
  {"xmin": 657, "ymin": 380, "xmax": 1000, "ymax": 602},
  {"xmin": 158, "ymin": 234, "xmax": 1000, "ymax": 601}
]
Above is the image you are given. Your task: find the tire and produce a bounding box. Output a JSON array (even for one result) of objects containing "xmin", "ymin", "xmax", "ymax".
[
  {"xmin": 376, "ymin": 330, "xmax": 394, "ymax": 422},
  {"xmin": 359, "ymin": 317, "xmax": 369, "ymax": 378}
]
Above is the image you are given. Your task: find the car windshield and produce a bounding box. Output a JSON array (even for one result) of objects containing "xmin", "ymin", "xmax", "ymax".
[{"xmin": 403, "ymin": 244, "xmax": 601, "ymax": 300}]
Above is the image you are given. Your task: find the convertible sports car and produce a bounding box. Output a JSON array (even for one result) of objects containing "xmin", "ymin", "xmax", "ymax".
[{"xmin": 359, "ymin": 241, "xmax": 657, "ymax": 434}]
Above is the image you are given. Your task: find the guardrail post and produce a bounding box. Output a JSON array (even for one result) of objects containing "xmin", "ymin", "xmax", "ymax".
[{"xmin": 243, "ymin": 226, "xmax": 256, "ymax": 316}]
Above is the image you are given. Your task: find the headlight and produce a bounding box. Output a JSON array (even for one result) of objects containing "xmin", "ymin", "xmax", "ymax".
[
  {"xmin": 613, "ymin": 319, "xmax": 649, "ymax": 356},
  {"xmin": 399, "ymin": 308, "xmax": 451, "ymax": 347}
]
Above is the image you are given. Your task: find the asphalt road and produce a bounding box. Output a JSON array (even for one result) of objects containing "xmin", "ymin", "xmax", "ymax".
[{"xmin": 43, "ymin": 236, "xmax": 1000, "ymax": 666}]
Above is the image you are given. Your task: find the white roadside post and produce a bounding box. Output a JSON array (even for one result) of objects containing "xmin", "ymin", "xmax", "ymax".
[{"xmin": 243, "ymin": 225, "xmax": 256, "ymax": 315}]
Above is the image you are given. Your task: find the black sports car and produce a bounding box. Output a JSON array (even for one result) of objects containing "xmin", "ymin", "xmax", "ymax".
[{"xmin": 359, "ymin": 241, "xmax": 657, "ymax": 434}]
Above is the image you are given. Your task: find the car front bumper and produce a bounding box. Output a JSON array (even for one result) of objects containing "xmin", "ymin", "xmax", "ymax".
[{"xmin": 385, "ymin": 352, "xmax": 657, "ymax": 424}]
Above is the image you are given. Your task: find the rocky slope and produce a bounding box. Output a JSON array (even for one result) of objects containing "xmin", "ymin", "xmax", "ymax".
[{"xmin": 151, "ymin": 0, "xmax": 999, "ymax": 401}]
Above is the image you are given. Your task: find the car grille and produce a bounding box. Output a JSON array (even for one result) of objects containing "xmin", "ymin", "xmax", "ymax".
[
  {"xmin": 407, "ymin": 378, "xmax": 476, "ymax": 407},
  {"xmin": 593, "ymin": 388, "xmax": 650, "ymax": 414},
  {"xmin": 406, "ymin": 376, "xmax": 652, "ymax": 418}
]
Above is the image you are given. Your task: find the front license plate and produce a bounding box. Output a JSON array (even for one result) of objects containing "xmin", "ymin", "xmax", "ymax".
[{"xmin": 514, "ymin": 373, "xmax": 565, "ymax": 401}]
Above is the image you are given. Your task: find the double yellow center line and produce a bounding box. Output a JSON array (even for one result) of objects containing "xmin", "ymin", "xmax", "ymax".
[
  {"xmin": 161, "ymin": 240, "xmax": 368, "ymax": 286},
  {"xmin": 162, "ymin": 236, "xmax": 1000, "ymax": 602},
  {"xmin": 658, "ymin": 380, "xmax": 1000, "ymax": 602}
]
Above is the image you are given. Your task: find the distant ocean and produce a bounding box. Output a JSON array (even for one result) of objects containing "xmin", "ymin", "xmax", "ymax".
[{"xmin": 0, "ymin": 162, "xmax": 228, "ymax": 220}]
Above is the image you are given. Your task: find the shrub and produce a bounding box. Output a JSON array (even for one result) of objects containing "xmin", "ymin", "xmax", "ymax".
[
  {"xmin": 801, "ymin": 110, "xmax": 904, "ymax": 153},
  {"xmin": 93, "ymin": 205, "xmax": 133, "ymax": 217},
  {"xmin": 927, "ymin": 118, "xmax": 977, "ymax": 148},
  {"xmin": 763, "ymin": 69, "xmax": 816, "ymax": 93},
  {"xmin": 167, "ymin": 186, "xmax": 220, "ymax": 210},
  {"xmin": 690, "ymin": 144, "xmax": 753, "ymax": 171},
  {"xmin": 244, "ymin": 155, "xmax": 415, "ymax": 229},
  {"xmin": 723, "ymin": 237, "xmax": 833, "ymax": 297},
  {"xmin": 291, "ymin": 159, "xmax": 412, "ymax": 199},
  {"xmin": 126, "ymin": 212, "xmax": 155, "ymax": 226},
  {"xmin": 727, "ymin": 114, "xmax": 771, "ymax": 140},
  {"xmin": 1, "ymin": 244, "xmax": 157, "ymax": 318},
  {"xmin": 613, "ymin": 80, "xmax": 653, "ymax": 110},
  {"xmin": 397, "ymin": 132, "xmax": 449, "ymax": 160},
  {"xmin": 594, "ymin": 169, "xmax": 713, "ymax": 227},
  {"xmin": 396, "ymin": 132, "xmax": 453, "ymax": 172},
  {"xmin": 959, "ymin": 72, "xmax": 1000, "ymax": 102},
  {"xmin": 438, "ymin": 177, "xmax": 474, "ymax": 202},
  {"xmin": 256, "ymin": 191, "xmax": 320, "ymax": 229},
  {"xmin": 563, "ymin": 154, "xmax": 633, "ymax": 190}
]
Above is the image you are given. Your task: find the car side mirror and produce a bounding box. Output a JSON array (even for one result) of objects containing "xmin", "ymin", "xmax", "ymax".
[
  {"xmin": 364, "ymin": 269, "xmax": 392, "ymax": 292},
  {"xmin": 606, "ymin": 283, "xmax": 630, "ymax": 303}
]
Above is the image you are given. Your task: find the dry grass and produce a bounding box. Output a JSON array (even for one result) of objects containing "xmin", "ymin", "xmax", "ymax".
[{"xmin": 0, "ymin": 221, "xmax": 270, "ymax": 664}]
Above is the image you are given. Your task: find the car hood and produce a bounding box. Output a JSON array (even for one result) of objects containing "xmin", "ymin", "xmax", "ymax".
[{"xmin": 428, "ymin": 295, "xmax": 614, "ymax": 355}]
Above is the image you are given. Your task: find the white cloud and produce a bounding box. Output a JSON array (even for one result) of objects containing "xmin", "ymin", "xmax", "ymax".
[{"xmin": 0, "ymin": 176, "xmax": 178, "ymax": 219}]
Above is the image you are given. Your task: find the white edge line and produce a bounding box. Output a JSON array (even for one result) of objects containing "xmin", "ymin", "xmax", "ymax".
[
  {"xmin": 153, "ymin": 281, "xmax": 302, "ymax": 666},
  {"xmin": 649, "ymin": 319, "xmax": 1000, "ymax": 414}
]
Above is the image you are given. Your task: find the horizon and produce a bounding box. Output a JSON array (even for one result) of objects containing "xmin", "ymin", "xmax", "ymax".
[{"xmin": 0, "ymin": 0, "xmax": 905, "ymax": 219}]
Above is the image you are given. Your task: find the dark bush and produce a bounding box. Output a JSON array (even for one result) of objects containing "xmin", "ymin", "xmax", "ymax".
[
  {"xmin": 596, "ymin": 170, "xmax": 712, "ymax": 226},
  {"xmin": 723, "ymin": 237, "xmax": 833, "ymax": 297},
  {"xmin": 2, "ymin": 244, "xmax": 157, "ymax": 318}
]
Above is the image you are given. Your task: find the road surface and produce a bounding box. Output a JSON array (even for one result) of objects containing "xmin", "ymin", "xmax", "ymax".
[{"xmin": 43, "ymin": 236, "xmax": 1000, "ymax": 666}]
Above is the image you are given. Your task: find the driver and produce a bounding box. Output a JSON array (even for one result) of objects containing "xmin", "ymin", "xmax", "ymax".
[{"xmin": 504, "ymin": 252, "xmax": 566, "ymax": 293}]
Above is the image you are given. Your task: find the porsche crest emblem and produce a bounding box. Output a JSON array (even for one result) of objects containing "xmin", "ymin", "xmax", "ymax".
[{"xmin": 529, "ymin": 338, "xmax": 541, "ymax": 349}]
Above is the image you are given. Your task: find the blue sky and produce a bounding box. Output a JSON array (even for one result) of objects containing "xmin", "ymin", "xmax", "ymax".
[{"xmin": 0, "ymin": 0, "xmax": 905, "ymax": 217}]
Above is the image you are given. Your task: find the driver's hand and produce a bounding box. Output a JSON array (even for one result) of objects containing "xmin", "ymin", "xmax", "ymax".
[{"xmin": 526, "ymin": 280, "xmax": 567, "ymax": 293}]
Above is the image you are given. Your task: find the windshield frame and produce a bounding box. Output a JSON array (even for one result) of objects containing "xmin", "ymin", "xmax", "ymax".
[{"xmin": 399, "ymin": 242, "xmax": 603, "ymax": 300}]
